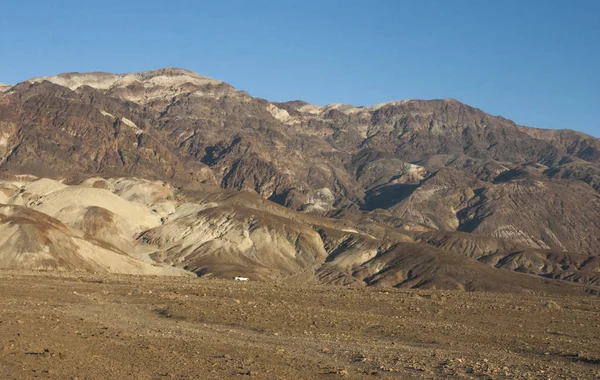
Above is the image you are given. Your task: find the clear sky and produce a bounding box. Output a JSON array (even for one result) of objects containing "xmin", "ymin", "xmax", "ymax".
[{"xmin": 1, "ymin": 0, "xmax": 598, "ymax": 136}]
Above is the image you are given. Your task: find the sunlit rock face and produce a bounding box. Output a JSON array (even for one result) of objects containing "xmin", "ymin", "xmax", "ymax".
[{"xmin": 0, "ymin": 68, "xmax": 598, "ymax": 292}]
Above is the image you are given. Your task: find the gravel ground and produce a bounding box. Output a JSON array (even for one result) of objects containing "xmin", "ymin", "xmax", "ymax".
[{"xmin": 0, "ymin": 271, "xmax": 599, "ymax": 379}]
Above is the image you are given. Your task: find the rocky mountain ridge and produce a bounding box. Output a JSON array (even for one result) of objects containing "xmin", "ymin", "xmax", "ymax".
[{"xmin": 0, "ymin": 68, "xmax": 598, "ymax": 293}]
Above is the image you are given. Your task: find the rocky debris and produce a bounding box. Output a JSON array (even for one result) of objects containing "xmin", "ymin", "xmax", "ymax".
[{"xmin": 0, "ymin": 272, "xmax": 599, "ymax": 379}]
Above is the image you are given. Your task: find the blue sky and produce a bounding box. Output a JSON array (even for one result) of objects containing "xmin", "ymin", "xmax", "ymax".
[{"xmin": 1, "ymin": 0, "xmax": 598, "ymax": 136}]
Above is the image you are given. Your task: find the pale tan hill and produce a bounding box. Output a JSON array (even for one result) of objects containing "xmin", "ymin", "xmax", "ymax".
[
  {"xmin": 0, "ymin": 176, "xmax": 186, "ymax": 275},
  {"xmin": 143, "ymin": 204, "xmax": 328, "ymax": 282},
  {"xmin": 11, "ymin": 180, "xmax": 162, "ymax": 256},
  {"xmin": 0, "ymin": 204, "xmax": 184, "ymax": 275},
  {"xmin": 0, "ymin": 174, "xmax": 597, "ymax": 293}
]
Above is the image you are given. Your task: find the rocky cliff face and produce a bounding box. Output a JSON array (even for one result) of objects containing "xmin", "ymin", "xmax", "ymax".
[{"xmin": 0, "ymin": 68, "xmax": 598, "ymax": 293}]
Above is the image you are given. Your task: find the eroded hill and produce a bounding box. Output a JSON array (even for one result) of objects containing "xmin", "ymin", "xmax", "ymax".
[
  {"xmin": 0, "ymin": 69, "xmax": 599, "ymax": 293},
  {"xmin": 0, "ymin": 175, "xmax": 596, "ymax": 294}
]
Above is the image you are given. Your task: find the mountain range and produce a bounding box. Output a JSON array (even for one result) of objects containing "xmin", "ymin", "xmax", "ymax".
[{"xmin": 0, "ymin": 68, "xmax": 598, "ymax": 294}]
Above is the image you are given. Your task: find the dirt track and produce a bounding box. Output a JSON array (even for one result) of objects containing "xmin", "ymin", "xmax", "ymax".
[{"xmin": 0, "ymin": 271, "xmax": 599, "ymax": 379}]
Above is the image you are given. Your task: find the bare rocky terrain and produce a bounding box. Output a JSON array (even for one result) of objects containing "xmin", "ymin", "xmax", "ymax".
[
  {"xmin": 0, "ymin": 68, "xmax": 599, "ymax": 292},
  {"xmin": 1, "ymin": 271, "xmax": 599, "ymax": 379},
  {"xmin": 0, "ymin": 68, "xmax": 600, "ymax": 379},
  {"xmin": 0, "ymin": 174, "xmax": 596, "ymax": 295}
]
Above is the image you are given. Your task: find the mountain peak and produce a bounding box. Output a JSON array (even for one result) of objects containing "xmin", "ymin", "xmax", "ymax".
[
  {"xmin": 24, "ymin": 67, "xmax": 223, "ymax": 93},
  {"xmin": 138, "ymin": 67, "xmax": 204, "ymax": 77}
]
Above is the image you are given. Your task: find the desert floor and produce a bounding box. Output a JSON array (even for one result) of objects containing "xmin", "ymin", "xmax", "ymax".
[{"xmin": 0, "ymin": 271, "xmax": 598, "ymax": 379}]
